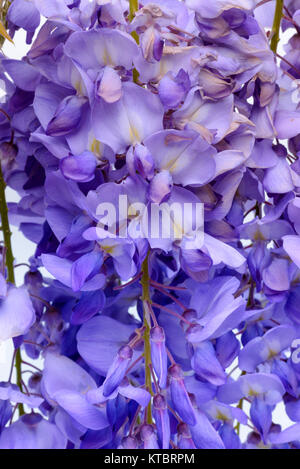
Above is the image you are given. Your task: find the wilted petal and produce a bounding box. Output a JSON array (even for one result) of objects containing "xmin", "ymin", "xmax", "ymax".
[
  {"xmin": 173, "ymin": 88, "xmax": 233, "ymax": 144},
  {"xmin": 186, "ymin": 0, "xmax": 256, "ymax": 18}
]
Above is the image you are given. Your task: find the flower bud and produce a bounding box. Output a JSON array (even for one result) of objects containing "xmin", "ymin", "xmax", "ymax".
[
  {"xmin": 150, "ymin": 326, "xmax": 168, "ymax": 388},
  {"xmin": 168, "ymin": 364, "xmax": 196, "ymax": 426},
  {"xmin": 177, "ymin": 422, "xmax": 196, "ymax": 449},
  {"xmin": 120, "ymin": 436, "xmax": 138, "ymax": 449},
  {"xmin": 140, "ymin": 424, "xmax": 159, "ymax": 449},
  {"xmin": 153, "ymin": 394, "xmax": 170, "ymax": 449},
  {"xmin": 103, "ymin": 345, "xmax": 133, "ymax": 397}
]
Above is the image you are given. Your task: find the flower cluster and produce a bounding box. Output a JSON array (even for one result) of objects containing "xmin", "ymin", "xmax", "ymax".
[{"xmin": 0, "ymin": 0, "xmax": 300, "ymax": 449}]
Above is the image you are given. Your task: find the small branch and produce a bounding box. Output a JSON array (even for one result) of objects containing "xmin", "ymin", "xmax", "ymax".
[
  {"xmin": 255, "ymin": 0, "xmax": 273, "ymax": 8},
  {"xmin": 276, "ymin": 52, "xmax": 300, "ymax": 76},
  {"xmin": 150, "ymin": 279, "xmax": 186, "ymax": 291},
  {"xmin": 113, "ymin": 273, "xmax": 142, "ymax": 290},
  {"xmin": 151, "ymin": 301, "xmax": 192, "ymax": 325}
]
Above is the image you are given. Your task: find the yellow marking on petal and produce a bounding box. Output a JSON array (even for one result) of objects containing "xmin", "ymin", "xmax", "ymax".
[
  {"xmin": 129, "ymin": 124, "xmax": 140, "ymax": 144},
  {"xmin": 215, "ymin": 411, "xmax": 230, "ymax": 422},
  {"xmin": 163, "ymin": 157, "xmax": 178, "ymax": 172},
  {"xmin": 128, "ymin": 205, "xmax": 138, "ymax": 217},
  {"xmin": 90, "ymin": 138, "xmax": 102, "ymax": 157},
  {"xmin": 248, "ymin": 388, "xmax": 260, "ymax": 397},
  {"xmin": 169, "ymin": 212, "xmax": 184, "ymax": 239},
  {"xmin": 253, "ymin": 230, "xmax": 266, "ymax": 241},
  {"xmin": 101, "ymin": 244, "xmax": 116, "ymax": 255},
  {"xmin": 74, "ymin": 80, "xmax": 84, "ymax": 95},
  {"xmin": 267, "ymin": 348, "xmax": 278, "ymax": 360},
  {"xmin": 102, "ymin": 47, "xmax": 113, "ymax": 66}
]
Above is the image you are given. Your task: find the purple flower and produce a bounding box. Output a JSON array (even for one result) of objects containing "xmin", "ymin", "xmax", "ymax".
[
  {"xmin": 42, "ymin": 353, "xmax": 108, "ymax": 430},
  {"xmin": 0, "ymin": 287, "xmax": 35, "ymax": 342},
  {"xmin": 0, "ymin": 414, "xmax": 67, "ymax": 449}
]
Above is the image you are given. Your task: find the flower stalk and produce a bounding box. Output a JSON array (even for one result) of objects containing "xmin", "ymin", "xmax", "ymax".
[
  {"xmin": 129, "ymin": 0, "xmax": 140, "ymax": 81},
  {"xmin": 129, "ymin": 0, "xmax": 139, "ymax": 22},
  {"xmin": 0, "ymin": 164, "xmax": 24, "ymax": 416},
  {"xmin": 141, "ymin": 253, "xmax": 153, "ymax": 424},
  {"xmin": 270, "ymin": 0, "xmax": 283, "ymax": 53}
]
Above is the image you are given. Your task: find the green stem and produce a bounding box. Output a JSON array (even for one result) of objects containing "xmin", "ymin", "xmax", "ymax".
[
  {"xmin": 129, "ymin": 0, "xmax": 139, "ymax": 22},
  {"xmin": 235, "ymin": 398, "xmax": 244, "ymax": 436},
  {"xmin": 235, "ymin": 371, "xmax": 246, "ymax": 436},
  {"xmin": 0, "ymin": 166, "xmax": 14, "ymax": 285},
  {"xmin": 0, "ymin": 164, "xmax": 24, "ymax": 416},
  {"xmin": 270, "ymin": 0, "xmax": 283, "ymax": 53},
  {"xmin": 141, "ymin": 253, "xmax": 153, "ymax": 424},
  {"xmin": 129, "ymin": 0, "xmax": 140, "ymax": 83}
]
